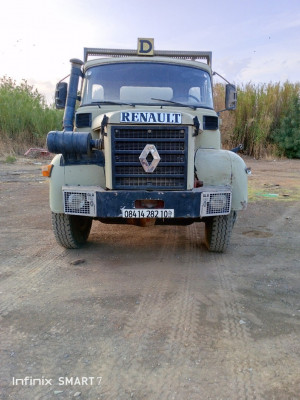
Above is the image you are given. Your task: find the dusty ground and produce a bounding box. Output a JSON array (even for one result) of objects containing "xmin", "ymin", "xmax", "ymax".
[{"xmin": 0, "ymin": 156, "xmax": 299, "ymax": 400}]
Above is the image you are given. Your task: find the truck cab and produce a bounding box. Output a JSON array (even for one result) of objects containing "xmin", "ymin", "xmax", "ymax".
[{"xmin": 45, "ymin": 39, "xmax": 248, "ymax": 252}]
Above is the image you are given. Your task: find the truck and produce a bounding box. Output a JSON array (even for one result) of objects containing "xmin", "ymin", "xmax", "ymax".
[{"xmin": 44, "ymin": 38, "xmax": 249, "ymax": 252}]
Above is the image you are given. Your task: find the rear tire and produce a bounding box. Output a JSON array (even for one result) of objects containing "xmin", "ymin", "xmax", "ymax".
[
  {"xmin": 52, "ymin": 213, "xmax": 92, "ymax": 249},
  {"xmin": 204, "ymin": 211, "xmax": 236, "ymax": 253}
]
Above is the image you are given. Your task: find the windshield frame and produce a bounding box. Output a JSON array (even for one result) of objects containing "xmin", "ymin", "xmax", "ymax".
[{"xmin": 81, "ymin": 61, "xmax": 214, "ymax": 110}]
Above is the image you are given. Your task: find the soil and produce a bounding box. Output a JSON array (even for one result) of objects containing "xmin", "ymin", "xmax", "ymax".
[{"xmin": 0, "ymin": 156, "xmax": 299, "ymax": 400}]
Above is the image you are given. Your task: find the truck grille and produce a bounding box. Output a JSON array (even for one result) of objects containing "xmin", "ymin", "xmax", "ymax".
[{"xmin": 111, "ymin": 126, "xmax": 188, "ymax": 190}]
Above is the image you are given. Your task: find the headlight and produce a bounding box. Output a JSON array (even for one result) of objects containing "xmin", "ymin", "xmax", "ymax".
[
  {"xmin": 210, "ymin": 194, "xmax": 228, "ymax": 211},
  {"xmin": 67, "ymin": 193, "xmax": 86, "ymax": 210}
]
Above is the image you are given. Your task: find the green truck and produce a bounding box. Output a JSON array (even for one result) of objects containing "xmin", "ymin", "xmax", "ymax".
[{"xmin": 45, "ymin": 38, "xmax": 248, "ymax": 252}]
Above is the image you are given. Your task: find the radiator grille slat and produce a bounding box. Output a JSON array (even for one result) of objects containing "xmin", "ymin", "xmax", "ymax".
[{"xmin": 112, "ymin": 126, "xmax": 188, "ymax": 190}]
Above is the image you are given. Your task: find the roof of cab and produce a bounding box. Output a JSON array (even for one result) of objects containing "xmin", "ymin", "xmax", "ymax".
[{"xmin": 83, "ymin": 56, "xmax": 212, "ymax": 75}]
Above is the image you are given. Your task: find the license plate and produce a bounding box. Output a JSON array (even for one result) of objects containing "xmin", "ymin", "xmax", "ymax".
[{"xmin": 122, "ymin": 209, "xmax": 174, "ymax": 218}]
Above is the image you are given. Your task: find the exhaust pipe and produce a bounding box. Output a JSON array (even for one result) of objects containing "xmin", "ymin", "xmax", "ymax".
[{"xmin": 63, "ymin": 58, "xmax": 83, "ymax": 132}]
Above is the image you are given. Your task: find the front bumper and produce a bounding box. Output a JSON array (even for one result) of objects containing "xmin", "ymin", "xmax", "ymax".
[{"xmin": 62, "ymin": 186, "xmax": 232, "ymax": 219}]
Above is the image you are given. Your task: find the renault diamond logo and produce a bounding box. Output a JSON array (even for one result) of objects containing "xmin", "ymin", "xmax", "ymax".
[{"xmin": 139, "ymin": 144, "xmax": 160, "ymax": 173}]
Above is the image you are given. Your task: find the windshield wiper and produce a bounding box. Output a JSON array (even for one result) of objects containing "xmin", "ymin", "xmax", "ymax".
[
  {"xmin": 92, "ymin": 100, "xmax": 136, "ymax": 107},
  {"xmin": 151, "ymin": 98, "xmax": 197, "ymax": 110}
]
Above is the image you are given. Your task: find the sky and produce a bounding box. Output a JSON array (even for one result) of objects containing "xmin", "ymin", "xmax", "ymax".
[{"xmin": 0, "ymin": 0, "xmax": 299, "ymax": 104}]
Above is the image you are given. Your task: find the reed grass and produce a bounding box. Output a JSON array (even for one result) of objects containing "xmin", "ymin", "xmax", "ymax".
[
  {"xmin": 215, "ymin": 81, "xmax": 300, "ymax": 158},
  {"xmin": 0, "ymin": 77, "xmax": 63, "ymax": 154},
  {"xmin": 0, "ymin": 76, "xmax": 299, "ymax": 158}
]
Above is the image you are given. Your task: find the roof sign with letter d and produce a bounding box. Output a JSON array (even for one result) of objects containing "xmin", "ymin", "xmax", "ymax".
[{"xmin": 137, "ymin": 38, "xmax": 154, "ymax": 56}]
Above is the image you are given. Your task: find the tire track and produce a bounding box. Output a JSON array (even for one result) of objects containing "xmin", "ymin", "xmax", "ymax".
[
  {"xmin": 0, "ymin": 243, "xmax": 67, "ymax": 400},
  {"xmin": 153, "ymin": 223, "xmax": 238, "ymax": 400},
  {"xmin": 0, "ymin": 245, "xmax": 65, "ymax": 315},
  {"xmin": 123, "ymin": 226, "xmax": 179, "ymax": 336},
  {"xmin": 153, "ymin": 226, "xmax": 199, "ymax": 400},
  {"xmin": 95, "ymin": 226, "xmax": 181, "ymax": 399},
  {"xmin": 216, "ymin": 253, "xmax": 263, "ymax": 400}
]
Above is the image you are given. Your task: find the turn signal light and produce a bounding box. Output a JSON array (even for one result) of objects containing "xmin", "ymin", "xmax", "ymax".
[{"xmin": 42, "ymin": 164, "xmax": 53, "ymax": 177}]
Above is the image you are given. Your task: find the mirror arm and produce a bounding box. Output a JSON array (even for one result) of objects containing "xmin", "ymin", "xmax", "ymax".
[
  {"xmin": 217, "ymin": 107, "xmax": 235, "ymax": 116},
  {"xmin": 59, "ymin": 74, "xmax": 70, "ymax": 83},
  {"xmin": 212, "ymin": 71, "xmax": 231, "ymax": 85}
]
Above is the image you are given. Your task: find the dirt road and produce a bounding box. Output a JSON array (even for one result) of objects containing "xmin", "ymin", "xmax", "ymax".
[{"xmin": 0, "ymin": 157, "xmax": 299, "ymax": 400}]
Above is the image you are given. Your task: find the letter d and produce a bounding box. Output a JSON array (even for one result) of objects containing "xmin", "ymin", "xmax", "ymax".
[{"xmin": 137, "ymin": 38, "xmax": 154, "ymax": 56}]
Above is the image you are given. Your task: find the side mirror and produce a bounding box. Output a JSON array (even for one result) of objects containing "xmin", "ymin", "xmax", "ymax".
[
  {"xmin": 225, "ymin": 84, "xmax": 237, "ymax": 110},
  {"xmin": 55, "ymin": 82, "xmax": 68, "ymax": 109}
]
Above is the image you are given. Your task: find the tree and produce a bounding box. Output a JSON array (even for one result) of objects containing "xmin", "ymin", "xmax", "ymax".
[{"xmin": 272, "ymin": 95, "xmax": 300, "ymax": 158}]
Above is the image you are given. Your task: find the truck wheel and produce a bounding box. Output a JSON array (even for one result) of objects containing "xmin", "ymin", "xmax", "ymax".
[
  {"xmin": 204, "ymin": 211, "xmax": 236, "ymax": 253},
  {"xmin": 51, "ymin": 213, "xmax": 92, "ymax": 249}
]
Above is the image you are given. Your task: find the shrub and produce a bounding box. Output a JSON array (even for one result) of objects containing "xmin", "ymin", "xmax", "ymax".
[
  {"xmin": 272, "ymin": 95, "xmax": 300, "ymax": 158},
  {"xmin": 4, "ymin": 155, "xmax": 17, "ymax": 163}
]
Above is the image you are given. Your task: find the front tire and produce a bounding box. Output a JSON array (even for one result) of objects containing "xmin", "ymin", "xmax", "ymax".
[
  {"xmin": 52, "ymin": 213, "xmax": 92, "ymax": 249},
  {"xmin": 204, "ymin": 211, "xmax": 236, "ymax": 253}
]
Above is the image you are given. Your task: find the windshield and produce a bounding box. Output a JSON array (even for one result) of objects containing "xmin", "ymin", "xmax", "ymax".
[{"xmin": 81, "ymin": 62, "xmax": 213, "ymax": 109}]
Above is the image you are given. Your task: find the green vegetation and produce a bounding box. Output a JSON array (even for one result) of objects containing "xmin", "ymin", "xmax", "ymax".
[
  {"xmin": 271, "ymin": 95, "xmax": 300, "ymax": 158},
  {"xmin": 4, "ymin": 155, "xmax": 17, "ymax": 163},
  {"xmin": 0, "ymin": 76, "xmax": 299, "ymax": 158},
  {"xmin": 215, "ymin": 81, "xmax": 300, "ymax": 158},
  {"xmin": 0, "ymin": 77, "xmax": 63, "ymax": 154}
]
